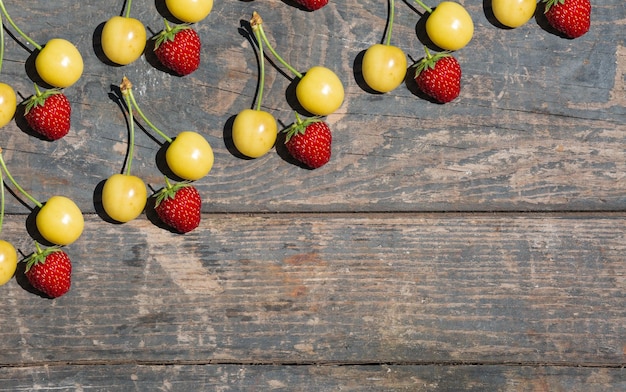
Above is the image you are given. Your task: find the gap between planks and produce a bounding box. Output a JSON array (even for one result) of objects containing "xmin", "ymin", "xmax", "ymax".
[
  {"xmin": 4, "ymin": 210, "xmax": 626, "ymax": 219},
  {"xmin": 2, "ymin": 359, "xmax": 625, "ymax": 369}
]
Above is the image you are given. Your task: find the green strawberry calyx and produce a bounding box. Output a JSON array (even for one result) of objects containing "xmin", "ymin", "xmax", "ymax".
[
  {"xmin": 412, "ymin": 47, "xmax": 452, "ymax": 77},
  {"xmin": 24, "ymin": 84, "xmax": 62, "ymax": 115},
  {"xmin": 24, "ymin": 242, "xmax": 62, "ymax": 273},
  {"xmin": 155, "ymin": 177, "xmax": 191, "ymax": 207},
  {"xmin": 154, "ymin": 19, "xmax": 192, "ymax": 50},
  {"xmin": 283, "ymin": 113, "xmax": 323, "ymax": 143},
  {"xmin": 542, "ymin": 0, "xmax": 566, "ymax": 13}
]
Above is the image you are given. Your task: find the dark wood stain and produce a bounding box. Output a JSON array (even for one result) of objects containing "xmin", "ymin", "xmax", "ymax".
[{"xmin": 0, "ymin": 0, "xmax": 624, "ymax": 390}]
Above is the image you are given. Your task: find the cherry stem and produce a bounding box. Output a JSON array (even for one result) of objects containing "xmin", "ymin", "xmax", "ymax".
[
  {"xmin": 0, "ymin": 155, "xmax": 4, "ymax": 235},
  {"xmin": 0, "ymin": 0, "xmax": 43, "ymax": 50},
  {"xmin": 413, "ymin": 0, "xmax": 433, "ymax": 14},
  {"xmin": 123, "ymin": 0, "xmax": 133, "ymax": 18},
  {"xmin": 0, "ymin": 148, "xmax": 43, "ymax": 208},
  {"xmin": 120, "ymin": 78, "xmax": 139, "ymax": 176},
  {"xmin": 385, "ymin": 0, "xmax": 396, "ymax": 46},
  {"xmin": 122, "ymin": 94, "xmax": 136, "ymax": 176},
  {"xmin": 251, "ymin": 16, "xmax": 266, "ymax": 111},
  {"xmin": 0, "ymin": 15, "xmax": 4, "ymax": 74},
  {"xmin": 251, "ymin": 12, "xmax": 303, "ymax": 79},
  {"xmin": 124, "ymin": 86, "xmax": 173, "ymax": 144}
]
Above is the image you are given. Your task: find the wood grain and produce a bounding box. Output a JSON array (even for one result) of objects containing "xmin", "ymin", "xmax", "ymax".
[
  {"xmin": 1, "ymin": 364, "xmax": 625, "ymax": 391},
  {"xmin": 0, "ymin": 0, "xmax": 623, "ymax": 390},
  {"xmin": 1, "ymin": 214, "xmax": 624, "ymax": 366},
  {"xmin": 0, "ymin": 1, "xmax": 622, "ymax": 213}
]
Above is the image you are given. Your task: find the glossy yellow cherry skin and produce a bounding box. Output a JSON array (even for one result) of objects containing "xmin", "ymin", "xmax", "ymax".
[
  {"xmin": 101, "ymin": 16, "xmax": 147, "ymax": 65},
  {"xmin": 166, "ymin": 131, "xmax": 214, "ymax": 181},
  {"xmin": 232, "ymin": 109, "xmax": 277, "ymax": 158},
  {"xmin": 362, "ymin": 44, "xmax": 408, "ymax": 93},
  {"xmin": 426, "ymin": 2, "xmax": 474, "ymax": 51},
  {"xmin": 36, "ymin": 195, "xmax": 84, "ymax": 246},
  {"xmin": 492, "ymin": 0, "xmax": 537, "ymax": 28},
  {"xmin": 296, "ymin": 66, "xmax": 344, "ymax": 116},
  {"xmin": 166, "ymin": 0, "xmax": 214, "ymax": 23},
  {"xmin": 101, "ymin": 174, "xmax": 147, "ymax": 223},
  {"xmin": 0, "ymin": 83, "xmax": 17, "ymax": 128},
  {"xmin": 36, "ymin": 39, "xmax": 84, "ymax": 88},
  {"xmin": 0, "ymin": 240, "xmax": 17, "ymax": 286}
]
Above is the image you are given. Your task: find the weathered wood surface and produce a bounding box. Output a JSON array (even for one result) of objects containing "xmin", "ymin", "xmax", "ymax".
[
  {"xmin": 0, "ymin": 0, "xmax": 624, "ymax": 390},
  {"xmin": 1, "ymin": 364, "xmax": 625, "ymax": 391},
  {"xmin": 0, "ymin": 0, "xmax": 623, "ymax": 213},
  {"xmin": 1, "ymin": 214, "xmax": 625, "ymax": 390}
]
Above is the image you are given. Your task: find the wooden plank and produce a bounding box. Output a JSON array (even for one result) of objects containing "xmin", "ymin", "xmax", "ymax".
[
  {"xmin": 0, "ymin": 1, "xmax": 623, "ymax": 213},
  {"xmin": 0, "ymin": 213, "xmax": 624, "ymax": 366},
  {"xmin": 1, "ymin": 364, "xmax": 625, "ymax": 391},
  {"xmin": 0, "ymin": 0, "xmax": 623, "ymax": 390}
]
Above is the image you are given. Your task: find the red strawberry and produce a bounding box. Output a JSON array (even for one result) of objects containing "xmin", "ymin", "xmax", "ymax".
[
  {"xmin": 542, "ymin": 0, "xmax": 591, "ymax": 39},
  {"xmin": 24, "ymin": 87, "xmax": 71, "ymax": 140},
  {"xmin": 154, "ymin": 180, "xmax": 202, "ymax": 233},
  {"xmin": 154, "ymin": 22, "xmax": 201, "ymax": 76},
  {"xmin": 413, "ymin": 49, "xmax": 461, "ymax": 104},
  {"xmin": 284, "ymin": 115, "xmax": 332, "ymax": 169},
  {"xmin": 24, "ymin": 245, "xmax": 72, "ymax": 298},
  {"xmin": 294, "ymin": 0, "xmax": 328, "ymax": 11}
]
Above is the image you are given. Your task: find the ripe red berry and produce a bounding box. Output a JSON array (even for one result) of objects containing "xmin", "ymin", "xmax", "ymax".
[
  {"xmin": 414, "ymin": 50, "xmax": 461, "ymax": 104},
  {"xmin": 284, "ymin": 116, "xmax": 332, "ymax": 169},
  {"xmin": 155, "ymin": 181, "xmax": 202, "ymax": 233},
  {"xmin": 154, "ymin": 24, "xmax": 201, "ymax": 76},
  {"xmin": 25, "ymin": 247, "xmax": 72, "ymax": 298},
  {"xmin": 543, "ymin": 0, "xmax": 591, "ymax": 39},
  {"xmin": 294, "ymin": 0, "xmax": 328, "ymax": 11},
  {"xmin": 24, "ymin": 88, "xmax": 71, "ymax": 140}
]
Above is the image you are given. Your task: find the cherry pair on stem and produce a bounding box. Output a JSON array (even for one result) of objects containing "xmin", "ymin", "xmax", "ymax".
[
  {"xmin": 100, "ymin": 0, "xmax": 214, "ymax": 67},
  {"xmin": 232, "ymin": 12, "xmax": 345, "ymax": 160},
  {"xmin": 101, "ymin": 77, "xmax": 214, "ymax": 223},
  {"xmin": 251, "ymin": 11, "xmax": 344, "ymax": 117},
  {"xmin": 361, "ymin": 0, "xmax": 474, "ymax": 94}
]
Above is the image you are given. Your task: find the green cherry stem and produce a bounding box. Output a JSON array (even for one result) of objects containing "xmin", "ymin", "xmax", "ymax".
[
  {"xmin": 0, "ymin": 148, "xmax": 43, "ymax": 209},
  {"xmin": 0, "ymin": 0, "xmax": 43, "ymax": 50},
  {"xmin": 385, "ymin": 0, "xmax": 396, "ymax": 46},
  {"xmin": 0, "ymin": 153, "xmax": 5, "ymax": 236},
  {"xmin": 250, "ymin": 12, "xmax": 303, "ymax": 79},
  {"xmin": 413, "ymin": 0, "xmax": 433, "ymax": 14},
  {"xmin": 124, "ymin": 0, "xmax": 134, "ymax": 18},
  {"xmin": 123, "ymin": 83, "xmax": 173, "ymax": 144},
  {"xmin": 120, "ymin": 77, "xmax": 140, "ymax": 176},
  {"xmin": 0, "ymin": 14, "xmax": 4, "ymax": 73},
  {"xmin": 250, "ymin": 13, "xmax": 267, "ymax": 111}
]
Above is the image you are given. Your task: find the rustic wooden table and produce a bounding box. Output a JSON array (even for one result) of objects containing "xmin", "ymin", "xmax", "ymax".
[{"xmin": 0, "ymin": 0, "xmax": 624, "ymax": 390}]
